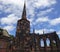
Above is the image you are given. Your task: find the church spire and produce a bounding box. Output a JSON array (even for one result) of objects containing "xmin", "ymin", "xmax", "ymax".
[{"xmin": 22, "ymin": 1, "xmax": 27, "ymax": 19}]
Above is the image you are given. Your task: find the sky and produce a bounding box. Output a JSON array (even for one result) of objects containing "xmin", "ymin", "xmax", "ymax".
[{"xmin": 0, "ymin": 0, "xmax": 60, "ymax": 38}]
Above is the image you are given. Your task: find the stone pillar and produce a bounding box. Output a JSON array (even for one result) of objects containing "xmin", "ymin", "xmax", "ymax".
[
  {"xmin": 35, "ymin": 37, "xmax": 40, "ymax": 52},
  {"xmin": 55, "ymin": 37, "xmax": 60, "ymax": 52},
  {"xmin": 32, "ymin": 35, "xmax": 36, "ymax": 52},
  {"xmin": 50, "ymin": 38, "xmax": 53, "ymax": 52},
  {"xmin": 54, "ymin": 32, "xmax": 60, "ymax": 52},
  {"xmin": 34, "ymin": 38, "xmax": 36, "ymax": 52},
  {"xmin": 38, "ymin": 38, "xmax": 41, "ymax": 52},
  {"xmin": 39, "ymin": 39, "xmax": 41, "ymax": 47},
  {"xmin": 43, "ymin": 38, "xmax": 47, "ymax": 52}
]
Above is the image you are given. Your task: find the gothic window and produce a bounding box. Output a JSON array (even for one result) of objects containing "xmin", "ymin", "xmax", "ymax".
[
  {"xmin": 46, "ymin": 38, "xmax": 50, "ymax": 47},
  {"xmin": 40, "ymin": 39, "xmax": 44, "ymax": 47},
  {"xmin": 52, "ymin": 40, "xmax": 56, "ymax": 47}
]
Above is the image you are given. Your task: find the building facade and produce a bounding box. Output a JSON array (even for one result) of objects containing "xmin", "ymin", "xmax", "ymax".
[
  {"xmin": 13, "ymin": 2, "xmax": 60, "ymax": 52},
  {"xmin": 0, "ymin": 28, "xmax": 11, "ymax": 52}
]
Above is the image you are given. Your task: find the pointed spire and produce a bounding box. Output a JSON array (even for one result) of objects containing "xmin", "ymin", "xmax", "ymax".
[
  {"xmin": 22, "ymin": 1, "xmax": 27, "ymax": 19},
  {"xmin": 43, "ymin": 30, "xmax": 44, "ymax": 34},
  {"xmin": 33, "ymin": 28, "xmax": 35, "ymax": 34}
]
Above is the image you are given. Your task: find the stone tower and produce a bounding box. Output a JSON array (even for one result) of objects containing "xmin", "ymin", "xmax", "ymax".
[
  {"xmin": 16, "ymin": 2, "xmax": 31, "ymax": 52},
  {"xmin": 16, "ymin": 2, "xmax": 30, "ymax": 37}
]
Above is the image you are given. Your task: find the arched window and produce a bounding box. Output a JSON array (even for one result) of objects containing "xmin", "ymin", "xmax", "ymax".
[
  {"xmin": 52, "ymin": 40, "xmax": 56, "ymax": 47},
  {"xmin": 40, "ymin": 39, "xmax": 44, "ymax": 47},
  {"xmin": 46, "ymin": 38, "xmax": 50, "ymax": 47}
]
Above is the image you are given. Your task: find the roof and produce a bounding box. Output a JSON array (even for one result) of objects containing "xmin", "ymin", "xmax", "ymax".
[{"xmin": 0, "ymin": 28, "xmax": 10, "ymax": 37}]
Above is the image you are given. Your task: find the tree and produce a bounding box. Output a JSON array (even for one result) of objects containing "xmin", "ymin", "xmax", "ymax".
[{"xmin": 9, "ymin": 35, "xmax": 14, "ymax": 40}]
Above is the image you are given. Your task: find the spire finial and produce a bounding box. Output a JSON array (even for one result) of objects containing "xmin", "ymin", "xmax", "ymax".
[{"xmin": 22, "ymin": 0, "xmax": 26, "ymax": 19}]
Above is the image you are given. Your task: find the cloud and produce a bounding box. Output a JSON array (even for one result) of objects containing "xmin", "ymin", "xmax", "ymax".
[
  {"xmin": 35, "ymin": 29, "xmax": 55, "ymax": 34},
  {"xmin": 0, "ymin": 0, "xmax": 57, "ymax": 16},
  {"xmin": 0, "ymin": 5, "xmax": 3, "ymax": 10},
  {"xmin": 35, "ymin": 29, "xmax": 44, "ymax": 34},
  {"xmin": 0, "ymin": 0, "xmax": 24, "ymax": 6},
  {"xmin": 1, "ymin": 14, "xmax": 20, "ymax": 25},
  {"xmin": 3, "ymin": 25, "xmax": 15, "ymax": 32},
  {"xmin": 49, "ymin": 17, "xmax": 60, "ymax": 25},
  {"xmin": 27, "ymin": 7, "xmax": 35, "ymax": 18},
  {"xmin": 36, "ymin": 16, "xmax": 49, "ymax": 23},
  {"xmin": 35, "ymin": 16, "xmax": 60, "ymax": 26},
  {"xmin": 0, "ymin": 0, "xmax": 24, "ymax": 17},
  {"xmin": 27, "ymin": 0, "xmax": 56, "ymax": 8},
  {"xmin": 0, "ymin": 0, "xmax": 56, "ymax": 19},
  {"xmin": 57, "ymin": 31, "xmax": 60, "ymax": 35},
  {"xmin": 28, "ymin": 17, "xmax": 34, "ymax": 26},
  {"xmin": 37, "ymin": 8, "xmax": 54, "ymax": 17},
  {"xmin": 27, "ymin": 0, "xmax": 56, "ymax": 18},
  {"xmin": 57, "ymin": 31, "xmax": 60, "ymax": 38},
  {"xmin": 0, "ymin": 0, "xmax": 58, "ymax": 35}
]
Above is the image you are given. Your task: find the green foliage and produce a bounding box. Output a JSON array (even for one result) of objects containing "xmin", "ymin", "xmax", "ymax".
[
  {"xmin": 9, "ymin": 35, "xmax": 14, "ymax": 40},
  {"xmin": 52, "ymin": 43, "xmax": 56, "ymax": 46}
]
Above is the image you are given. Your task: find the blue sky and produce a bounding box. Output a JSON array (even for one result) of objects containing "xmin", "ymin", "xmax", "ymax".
[{"xmin": 0, "ymin": 0, "xmax": 60, "ymax": 38}]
